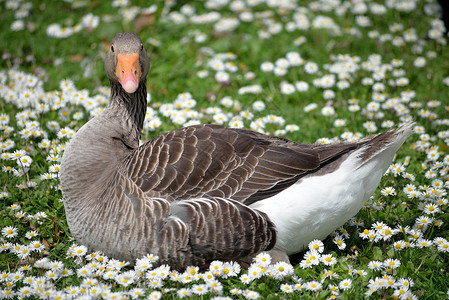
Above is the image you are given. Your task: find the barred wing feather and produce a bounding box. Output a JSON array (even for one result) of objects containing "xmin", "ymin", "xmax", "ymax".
[{"xmin": 124, "ymin": 124, "xmax": 323, "ymax": 203}]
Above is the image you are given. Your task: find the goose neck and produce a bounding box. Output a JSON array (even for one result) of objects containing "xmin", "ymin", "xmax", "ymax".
[{"xmin": 109, "ymin": 79, "xmax": 147, "ymax": 138}]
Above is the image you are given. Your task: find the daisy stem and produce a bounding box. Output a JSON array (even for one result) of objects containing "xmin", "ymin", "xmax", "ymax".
[
  {"xmin": 424, "ymin": 223, "xmax": 435, "ymax": 240},
  {"xmin": 56, "ymin": 173, "xmax": 61, "ymax": 200},
  {"xmin": 413, "ymin": 249, "xmax": 426, "ymax": 275},
  {"xmin": 19, "ymin": 160, "xmax": 31, "ymax": 202},
  {"xmin": 2, "ymin": 173, "xmax": 9, "ymax": 192},
  {"xmin": 367, "ymin": 208, "xmax": 372, "ymax": 226}
]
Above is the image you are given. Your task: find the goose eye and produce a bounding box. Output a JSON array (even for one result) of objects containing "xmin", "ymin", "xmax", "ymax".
[
  {"xmin": 111, "ymin": 44, "xmax": 115, "ymax": 52},
  {"xmin": 140, "ymin": 43, "xmax": 143, "ymax": 51}
]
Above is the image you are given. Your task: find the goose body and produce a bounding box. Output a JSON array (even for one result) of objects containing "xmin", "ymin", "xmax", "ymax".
[{"xmin": 60, "ymin": 33, "xmax": 413, "ymax": 268}]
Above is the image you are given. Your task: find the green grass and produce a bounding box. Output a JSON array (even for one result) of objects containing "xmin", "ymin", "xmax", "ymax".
[{"xmin": 1, "ymin": 0, "xmax": 449, "ymax": 299}]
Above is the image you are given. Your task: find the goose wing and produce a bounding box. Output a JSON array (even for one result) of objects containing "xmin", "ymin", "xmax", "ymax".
[
  {"xmin": 124, "ymin": 124, "xmax": 353, "ymax": 204},
  {"xmin": 161, "ymin": 197, "xmax": 276, "ymax": 266}
]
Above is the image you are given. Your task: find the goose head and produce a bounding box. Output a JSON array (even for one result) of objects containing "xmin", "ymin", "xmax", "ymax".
[{"xmin": 105, "ymin": 32, "xmax": 150, "ymax": 94}]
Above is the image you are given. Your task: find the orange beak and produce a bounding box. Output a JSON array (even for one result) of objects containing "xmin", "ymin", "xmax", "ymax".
[{"xmin": 116, "ymin": 53, "xmax": 141, "ymax": 94}]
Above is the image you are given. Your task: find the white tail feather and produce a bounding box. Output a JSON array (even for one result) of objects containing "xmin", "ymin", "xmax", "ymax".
[{"xmin": 251, "ymin": 123, "xmax": 414, "ymax": 255}]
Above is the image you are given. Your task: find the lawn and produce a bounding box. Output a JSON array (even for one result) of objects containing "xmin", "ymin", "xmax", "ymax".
[{"xmin": 1, "ymin": 0, "xmax": 449, "ymax": 299}]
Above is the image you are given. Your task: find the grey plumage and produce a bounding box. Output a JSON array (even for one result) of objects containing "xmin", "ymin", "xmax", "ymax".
[{"xmin": 60, "ymin": 33, "xmax": 413, "ymax": 269}]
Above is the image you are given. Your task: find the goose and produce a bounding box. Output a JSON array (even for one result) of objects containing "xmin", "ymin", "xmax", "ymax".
[{"xmin": 60, "ymin": 32, "xmax": 414, "ymax": 269}]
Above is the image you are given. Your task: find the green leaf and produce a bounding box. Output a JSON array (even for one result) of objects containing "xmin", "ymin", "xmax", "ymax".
[{"xmin": 373, "ymin": 247, "xmax": 383, "ymax": 261}]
